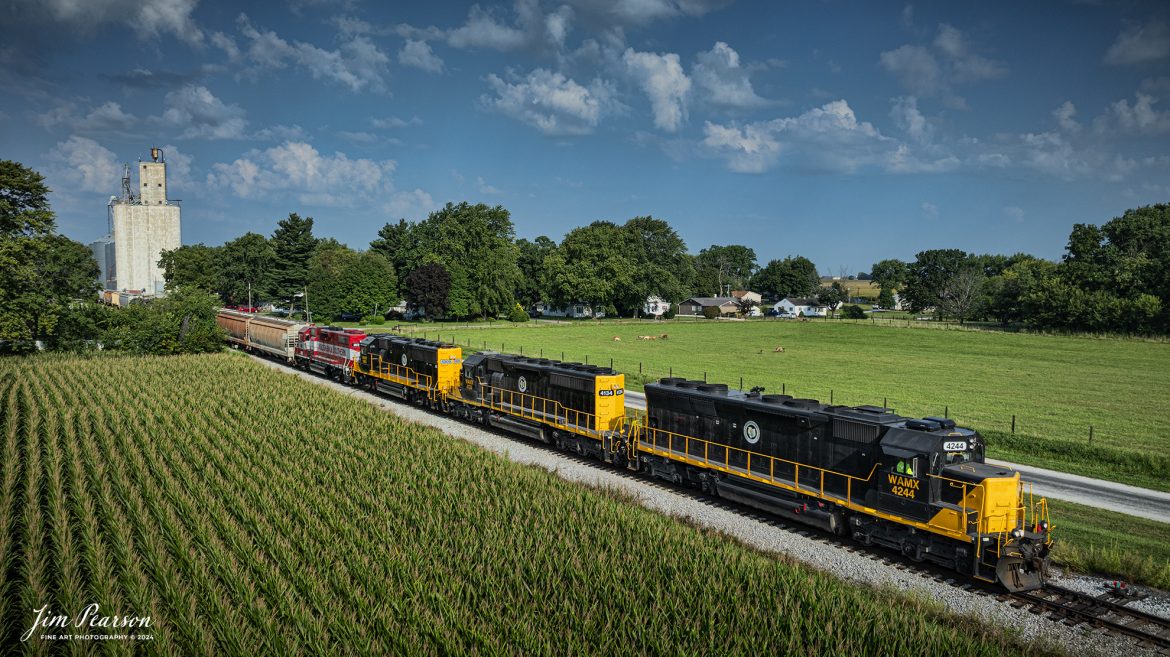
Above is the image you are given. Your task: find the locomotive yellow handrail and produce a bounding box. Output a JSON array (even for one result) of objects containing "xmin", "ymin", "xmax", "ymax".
[
  {"xmin": 621, "ymin": 418, "xmax": 1047, "ymax": 546},
  {"xmin": 358, "ymin": 355, "xmax": 438, "ymax": 400},
  {"xmin": 471, "ymin": 380, "xmax": 603, "ymax": 436}
]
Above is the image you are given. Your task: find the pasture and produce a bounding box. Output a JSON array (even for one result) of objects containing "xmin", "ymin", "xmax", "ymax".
[
  {"xmin": 0, "ymin": 352, "xmax": 1052, "ymax": 656},
  {"xmin": 405, "ymin": 319, "xmax": 1170, "ymax": 490}
]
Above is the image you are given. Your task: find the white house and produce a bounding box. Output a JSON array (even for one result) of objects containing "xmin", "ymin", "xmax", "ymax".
[
  {"xmin": 534, "ymin": 301, "xmax": 605, "ymax": 319},
  {"xmin": 773, "ymin": 297, "xmax": 828, "ymax": 317},
  {"xmin": 643, "ymin": 295, "xmax": 671, "ymax": 317}
]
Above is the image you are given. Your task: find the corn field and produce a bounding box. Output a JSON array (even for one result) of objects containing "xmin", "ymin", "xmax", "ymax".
[{"xmin": 0, "ymin": 352, "xmax": 1052, "ymax": 656}]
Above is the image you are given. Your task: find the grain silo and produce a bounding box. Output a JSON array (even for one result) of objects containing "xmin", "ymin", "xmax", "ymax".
[{"xmin": 109, "ymin": 147, "xmax": 181, "ymax": 293}]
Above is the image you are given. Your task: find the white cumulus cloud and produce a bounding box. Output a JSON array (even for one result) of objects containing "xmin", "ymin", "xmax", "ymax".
[
  {"xmin": 1102, "ymin": 93, "xmax": 1170, "ymax": 134},
  {"xmin": 384, "ymin": 188, "xmax": 436, "ymax": 219},
  {"xmin": 482, "ymin": 68, "xmax": 619, "ymax": 136},
  {"xmin": 623, "ymin": 48, "xmax": 691, "ymax": 131},
  {"xmin": 398, "ymin": 39, "xmax": 444, "ymax": 73},
  {"xmin": 42, "ymin": 0, "xmax": 203, "ymax": 44},
  {"xmin": 880, "ymin": 23, "xmax": 1005, "ymax": 107},
  {"xmin": 701, "ymin": 121, "xmax": 781, "ymax": 173},
  {"xmin": 161, "ymin": 85, "xmax": 248, "ymax": 139},
  {"xmin": 207, "ymin": 142, "xmax": 397, "ymax": 206},
  {"xmin": 1105, "ymin": 20, "xmax": 1170, "ymax": 66},
  {"xmin": 566, "ymin": 0, "xmax": 728, "ymax": 25},
  {"xmin": 236, "ymin": 14, "xmax": 391, "ymax": 93},
  {"xmin": 692, "ymin": 41, "xmax": 766, "ymax": 109},
  {"xmin": 46, "ymin": 135, "xmax": 122, "ymax": 194}
]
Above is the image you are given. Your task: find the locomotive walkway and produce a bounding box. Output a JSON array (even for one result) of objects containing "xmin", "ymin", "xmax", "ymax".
[{"xmin": 623, "ymin": 391, "xmax": 1170, "ymax": 524}]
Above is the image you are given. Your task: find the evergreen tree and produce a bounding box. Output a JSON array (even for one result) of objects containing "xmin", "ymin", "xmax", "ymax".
[{"xmin": 270, "ymin": 212, "xmax": 318, "ymax": 302}]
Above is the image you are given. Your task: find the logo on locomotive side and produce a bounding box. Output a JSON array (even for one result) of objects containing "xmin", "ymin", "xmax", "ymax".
[
  {"xmin": 743, "ymin": 420, "xmax": 761, "ymax": 444},
  {"xmin": 518, "ymin": 375, "xmax": 528, "ymax": 393},
  {"xmin": 400, "ymin": 353, "xmax": 408, "ymax": 366},
  {"xmin": 886, "ymin": 473, "xmax": 920, "ymax": 500}
]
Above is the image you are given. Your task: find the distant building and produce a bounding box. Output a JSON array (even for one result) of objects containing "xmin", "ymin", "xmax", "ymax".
[
  {"xmin": 643, "ymin": 295, "xmax": 670, "ymax": 317},
  {"xmin": 534, "ymin": 301, "xmax": 605, "ymax": 318},
  {"xmin": 773, "ymin": 297, "xmax": 828, "ymax": 317},
  {"xmin": 678, "ymin": 297, "xmax": 739, "ymax": 317},
  {"xmin": 88, "ymin": 236, "xmax": 116, "ymax": 290},
  {"xmin": 729, "ymin": 290, "xmax": 762, "ymax": 305},
  {"xmin": 109, "ymin": 148, "xmax": 181, "ymax": 294}
]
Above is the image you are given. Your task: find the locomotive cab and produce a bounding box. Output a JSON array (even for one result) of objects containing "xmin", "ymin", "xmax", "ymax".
[{"xmin": 878, "ymin": 419, "xmax": 1050, "ymax": 591}]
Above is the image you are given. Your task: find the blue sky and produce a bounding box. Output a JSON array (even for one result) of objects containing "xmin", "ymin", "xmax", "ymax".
[{"xmin": 2, "ymin": 0, "xmax": 1168, "ymax": 273}]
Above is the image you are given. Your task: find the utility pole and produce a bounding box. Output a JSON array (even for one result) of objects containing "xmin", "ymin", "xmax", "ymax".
[{"xmin": 247, "ymin": 281, "xmax": 252, "ymax": 310}]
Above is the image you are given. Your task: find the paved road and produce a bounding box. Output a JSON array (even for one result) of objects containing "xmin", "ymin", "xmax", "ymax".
[{"xmin": 624, "ymin": 391, "xmax": 1170, "ymax": 523}]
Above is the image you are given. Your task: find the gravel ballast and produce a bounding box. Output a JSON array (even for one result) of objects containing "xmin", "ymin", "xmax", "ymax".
[{"xmin": 248, "ymin": 354, "xmax": 1165, "ymax": 657}]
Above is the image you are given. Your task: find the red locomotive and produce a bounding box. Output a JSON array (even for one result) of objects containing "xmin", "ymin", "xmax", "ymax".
[{"xmin": 295, "ymin": 326, "xmax": 366, "ymax": 382}]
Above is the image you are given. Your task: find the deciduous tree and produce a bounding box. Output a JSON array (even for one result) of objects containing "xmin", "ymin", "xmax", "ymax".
[
  {"xmin": 405, "ymin": 262, "xmax": 452, "ymax": 319},
  {"xmin": 693, "ymin": 244, "xmax": 757, "ymax": 296}
]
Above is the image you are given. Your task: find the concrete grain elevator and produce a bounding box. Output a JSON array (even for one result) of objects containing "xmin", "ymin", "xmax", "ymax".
[{"xmin": 109, "ymin": 147, "xmax": 181, "ymax": 293}]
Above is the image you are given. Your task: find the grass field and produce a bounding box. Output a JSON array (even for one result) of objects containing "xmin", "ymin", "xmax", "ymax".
[
  {"xmin": 1047, "ymin": 499, "xmax": 1170, "ymax": 589},
  {"xmin": 0, "ymin": 352, "xmax": 1066, "ymax": 656},
  {"xmin": 398, "ymin": 320, "xmax": 1170, "ymax": 490}
]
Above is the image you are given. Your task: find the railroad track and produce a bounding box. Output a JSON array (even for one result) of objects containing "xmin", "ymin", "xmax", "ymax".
[{"xmin": 1005, "ymin": 584, "xmax": 1170, "ymax": 652}]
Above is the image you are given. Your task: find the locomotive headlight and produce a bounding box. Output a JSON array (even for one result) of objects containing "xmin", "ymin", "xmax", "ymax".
[
  {"xmin": 1011, "ymin": 528, "xmax": 1023, "ymax": 539},
  {"xmin": 1040, "ymin": 521, "xmax": 1048, "ymax": 532}
]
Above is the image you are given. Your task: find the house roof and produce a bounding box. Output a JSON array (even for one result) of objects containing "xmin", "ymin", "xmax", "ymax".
[
  {"xmin": 683, "ymin": 297, "xmax": 738, "ymax": 307},
  {"xmin": 730, "ymin": 290, "xmax": 758, "ymax": 299},
  {"xmin": 781, "ymin": 297, "xmax": 825, "ymax": 306}
]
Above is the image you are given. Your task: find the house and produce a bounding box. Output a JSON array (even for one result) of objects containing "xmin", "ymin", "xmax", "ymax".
[
  {"xmin": 534, "ymin": 301, "xmax": 605, "ymax": 319},
  {"xmin": 678, "ymin": 297, "xmax": 739, "ymax": 317},
  {"xmin": 773, "ymin": 297, "xmax": 828, "ymax": 317},
  {"xmin": 730, "ymin": 290, "xmax": 762, "ymax": 306},
  {"xmin": 643, "ymin": 295, "xmax": 671, "ymax": 317}
]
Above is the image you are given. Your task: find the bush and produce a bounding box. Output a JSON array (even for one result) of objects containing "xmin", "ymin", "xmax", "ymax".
[
  {"xmin": 702, "ymin": 306, "xmax": 720, "ymax": 320},
  {"xmin": 663, "ymin": 303, "xmax": 677, "ymax": 320},
  {"xmin": 842, "ymin": 305, "xmax": 866, "ymax": 319},
  {"xmin": 508, "ymin": 303, "xmax": 529, "ymax": 323},
  {"xmin": 363, "ymin": 315, "xmax": 385, "ymax": 325},
  {"xmin": 604, "ymin": 303, "xmax": 618, "ymax": 318}
]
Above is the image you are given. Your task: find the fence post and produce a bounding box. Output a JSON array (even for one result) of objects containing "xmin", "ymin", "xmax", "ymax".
[
  {"xmin": 586, "ymin": 355, "xmax": 589, "ymax": 364},
  {"xmin": 1011, "ymin": 415, "xmax": 1016, "ymax": 433},
  {"xmin": 883, "ymin": 397, "xmax": 887, "ymax": 409},
  {"xmin": 783, "ymin": 383, "xmax": 787, "ymax": 395},
  {"xmin": 1089, "ymin": 425, "xmax": 1093, "ymax": 445},
  {"xmin": 610, "ymin": 357, "xmax": 613, "ymax": 369},
  {"xmin": 740, "ymin": 376, "xmax": 743, "ymax": 390},
  {"xmin": 540, "ymin": 348, "xmax": 543, "ymax": 358},
  {"xmin": 703, "ymin": 371, "xmax": 707, "ymax": 383},
  {"xmin": 669, "ymin": 366, "xmax": 672, "ymax": 378},
  {"xmin": 519, "ymin": 346, "xmax": 523, "ymax": 355},
  {"xmin": 561, "ymin": 351, "xmax": 565, "ymax": 361},
  {"xmin": 830, "ymin": 389, "xmax": 834, "ymax": 404},
  {"xmin": 639, "ymin": 362, "xmax": 642, "ymax": 374},
  {"xmin": 944, "ymin": 405, "xmax": 948, "ymax": 419}
]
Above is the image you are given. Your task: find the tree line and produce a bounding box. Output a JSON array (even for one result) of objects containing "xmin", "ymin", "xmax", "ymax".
[
  {"xmin": 868, "ymin": 204, "xmax": 1169, "ymax": 333},
  {"xmin": 160, "ymin": 206, "xmax": 835, "ymax": 321},
  {"xmin": 2, "ymin": 158, "xmax": 1168, "ymax": 353}
]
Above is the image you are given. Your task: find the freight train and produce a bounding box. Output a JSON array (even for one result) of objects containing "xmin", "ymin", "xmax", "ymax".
[{"xmin": 216, "ymin": 309, "xmax": 1052, "ymax": 591}]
